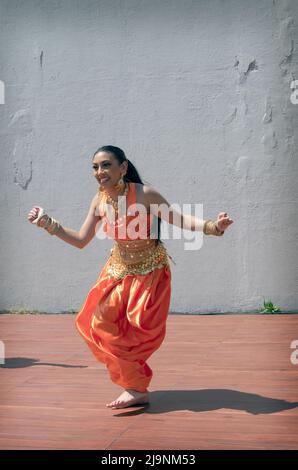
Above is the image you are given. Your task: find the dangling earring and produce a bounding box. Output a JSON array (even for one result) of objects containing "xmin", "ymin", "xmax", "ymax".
[{"xmin": 114, "ymin": 174, "xmax": 126, "ymax": 192}]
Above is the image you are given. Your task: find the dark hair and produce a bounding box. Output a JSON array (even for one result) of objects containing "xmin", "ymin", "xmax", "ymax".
[{"xmin": 93, "ymin": 145, "xmax": 162, "ymax": 242}]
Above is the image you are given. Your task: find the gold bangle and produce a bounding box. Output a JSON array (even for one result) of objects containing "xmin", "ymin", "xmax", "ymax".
[
  {"xmin": 203, "ymin": 219, "xmax": 224, "ymax": 236},
  {"xmin": 44, "ymin": 217, "xmax": 52, "ymax": 229},
  {"xmin": 44, "ymin": 217, "xmax": 61, "ymax": 235},
  {"xmin": 50, "ymin": 222, "xmax": 61, "ymax": 235},
  {"xmin": 36, "ymin": 214, "xmax": 50, "ymax": 228}
]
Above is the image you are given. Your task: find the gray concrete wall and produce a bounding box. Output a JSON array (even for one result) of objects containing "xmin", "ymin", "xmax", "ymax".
[{"xmin": 0, "ymin": 0, "xmax": 297, "ymax": 314}]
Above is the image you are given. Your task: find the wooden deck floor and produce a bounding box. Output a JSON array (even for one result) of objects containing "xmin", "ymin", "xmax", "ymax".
[{"xmin": 0, "ymin": 313, "xmax": 297, "ymax": 450}]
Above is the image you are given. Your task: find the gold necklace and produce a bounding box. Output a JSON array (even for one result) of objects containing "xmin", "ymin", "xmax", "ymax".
[{"xmin": 103, "ymin": 183, "xmax": 129, "ymax": 214}]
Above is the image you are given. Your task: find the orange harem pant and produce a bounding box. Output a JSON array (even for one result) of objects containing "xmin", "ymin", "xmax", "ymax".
[{"xmin": 75, "ymin": 258, "xmax": 171, "ymax": 393}]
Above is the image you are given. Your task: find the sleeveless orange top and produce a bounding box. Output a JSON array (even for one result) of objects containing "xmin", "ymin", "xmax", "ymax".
[
  {"xmin": 98, "ymin": 181, "xmax": 156, "ymax": 241},
  {"xmin": 97, "ymin": 182, "xmax": 171, "ymax": 280}
]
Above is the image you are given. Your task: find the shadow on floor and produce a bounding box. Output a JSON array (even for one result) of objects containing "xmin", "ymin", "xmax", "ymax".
[
  {"xmin": 112, "ymin": 389, "xmax": 298, "ymax": 416},
  {"xmin": 0, "ymin": 357, "xmax": 88, "ymax": 369}
]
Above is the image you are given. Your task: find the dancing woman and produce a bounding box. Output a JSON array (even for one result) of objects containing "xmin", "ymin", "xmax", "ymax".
[{"xmin": 27, "ymin": 145, "xmax": 233, "ymax": 409}]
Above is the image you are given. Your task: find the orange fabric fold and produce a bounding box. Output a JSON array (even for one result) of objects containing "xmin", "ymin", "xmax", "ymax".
[{"xmin": 75, "ymin": 182, "xmax": 172, "ymax": 392}]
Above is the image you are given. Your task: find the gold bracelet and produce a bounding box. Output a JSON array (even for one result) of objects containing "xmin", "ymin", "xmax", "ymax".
[
  {"xmin": 44, "ymin": 216, "xmax": 61, "ymax": 235},
  {"xmin": 203, "ymin": 219, "xmax": 224, "ymax": 236},
  {"xmin": 36, "ymin": 214, "xmax": 49, "ymax": 227},
  {"xmin": 43, "ymin": 216, "xmax": 52, "ymax": 230},
  {"xmin": 48, "ymin": 222, "xmax": 61, "ymax": 235},
  {"xmin": 33, "ymin": 209, "xmax": 60, "ymax": 235}
]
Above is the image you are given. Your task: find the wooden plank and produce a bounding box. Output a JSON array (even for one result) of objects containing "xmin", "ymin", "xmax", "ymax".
[{"xmin": 0, "ymin": 313, "xmax": 297, "ymax": 450}]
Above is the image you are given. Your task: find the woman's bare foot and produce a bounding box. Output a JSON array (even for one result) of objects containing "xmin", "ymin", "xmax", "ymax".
[{"xmin": 106, "ymin": 389, "xmax": 149, "ymax": 409}]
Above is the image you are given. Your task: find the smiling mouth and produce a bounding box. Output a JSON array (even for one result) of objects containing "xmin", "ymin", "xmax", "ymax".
[{"xmin": 98, "ymin": 177, "xmax": 110, "ymax": 183}]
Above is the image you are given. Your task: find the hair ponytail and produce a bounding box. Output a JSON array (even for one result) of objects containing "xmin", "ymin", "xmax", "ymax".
[{"xmin": 124, "ymin": 159, "xmax": 143, "ymax": 184}]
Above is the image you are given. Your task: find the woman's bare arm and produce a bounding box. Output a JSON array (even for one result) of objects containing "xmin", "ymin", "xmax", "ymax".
[
  {"xmin": 28, "ymin": 194, "xmax": 102, "ymax": 249},
  {"xmin": 54, "ymin": 194, "xmax": 102, "ymax": 249},
  {"xmin": 142, "ymin": 185, "xmax": 233, "ymax": 232}
]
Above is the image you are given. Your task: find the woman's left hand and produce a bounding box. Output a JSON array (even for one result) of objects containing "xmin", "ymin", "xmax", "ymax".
[{"xmin": 216, "ymin": 212, "xmax": 234, "ymax": 232}]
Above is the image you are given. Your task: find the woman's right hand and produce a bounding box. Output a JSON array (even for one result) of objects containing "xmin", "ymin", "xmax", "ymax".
[{"xmin": 27, "ymin": 206, "xmax": 47, "ymax": 227}]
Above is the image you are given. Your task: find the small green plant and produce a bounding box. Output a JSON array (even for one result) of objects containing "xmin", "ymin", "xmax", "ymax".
[
  {"xmin": 260, "ymin": 299, "xmax": 281, "ymax": 314},
  {"xmin": 68, "ymin": 309, "xmax": 77, "ymax": 314}
]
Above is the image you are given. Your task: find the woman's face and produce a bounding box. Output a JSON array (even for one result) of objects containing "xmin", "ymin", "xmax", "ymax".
[{"xmin": 92, "ymin": 151, "xmax": 127, "ymax": 189}]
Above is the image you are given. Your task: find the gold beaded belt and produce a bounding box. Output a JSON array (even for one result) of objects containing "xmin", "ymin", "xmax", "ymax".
[{"xmin": 107, "ymin": 238, "xmax": 170, "ymax": 280}]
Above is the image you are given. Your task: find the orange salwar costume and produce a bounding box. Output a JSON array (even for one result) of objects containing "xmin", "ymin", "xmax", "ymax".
[{"xmin": 75, "ymin": 182, "xmax": 172, "ymax": 393}]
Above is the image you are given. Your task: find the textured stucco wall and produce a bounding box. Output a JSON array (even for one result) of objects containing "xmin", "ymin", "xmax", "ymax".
[{"xmin": 0, "ymin": 0, "xmax": 297, "ymax": 314}]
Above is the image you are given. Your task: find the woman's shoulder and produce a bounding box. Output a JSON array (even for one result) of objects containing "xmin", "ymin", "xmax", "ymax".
[
  {"xmin": 134, "ymin": 182, "xmax": 155, "ymax": 198},
  {"xmin": 134, "ymin": 182, "xmax": 155, "ymax": 194},
  {"xmin": 134, "ymin": 182, "xmax": 160, "ymax": 210}
]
